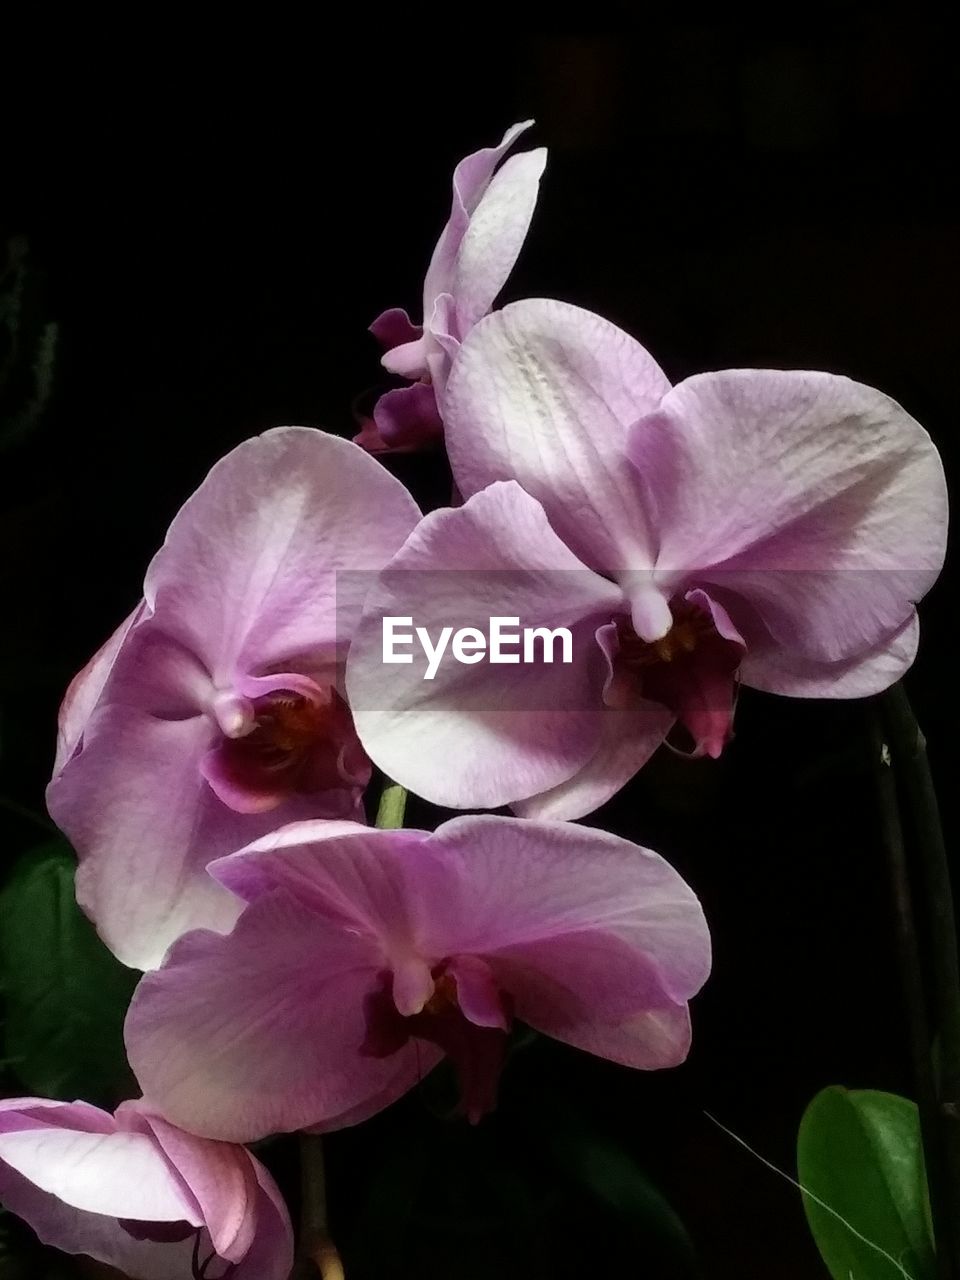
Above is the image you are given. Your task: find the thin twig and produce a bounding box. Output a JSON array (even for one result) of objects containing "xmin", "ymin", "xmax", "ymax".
[{"xmin": 880, "ymin": 683, "xmax": 960, "ymax": 1276}]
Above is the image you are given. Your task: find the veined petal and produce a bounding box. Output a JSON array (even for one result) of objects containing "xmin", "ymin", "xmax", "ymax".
[
  {"xmin": 450, "ymin": 147, "xmax": 547, "ymax": 337},
  {"xmin": 142, "ymin": 427, "xmax": 420, "ymax": 682},
  {"xmin": 628, "ymin": 369, "xmax": 947, "ymax": 663},
  {"xmin": 135, "ymin": 1112, "xmax": 258, "ymax": 1263},
  {"xmin": 47, "ymin": 703, "xmax": 325, "ymax": 971},
  {"xmin": 53, "ymin": 601, "xmax": 147, "ymax": 775},
  {"xmin": 346, "ymin": 481, "xmax": 624, "ymax": 810},
  {"xmin": 235, "ymin": 1156, "xmax": 296, "ymax": 1280},
  {"xmin": 445, "ymin": 300, "xmax": 671, "ymax": 571},
  {"xmin": 512, "ymin": 701, "xmax": 672, "ymax": 820},
  {"xmin": 421, "ymin": 816, "xmax": 711, "ymax": 1003},
  {"xmin": 742, "ymin": 610, "xmax": 920, "ymax": 697},
  {"xmin": 0, "ymin": 1123, "xmax": 201, "ymax": 1224},
  {"xmin": 0, "ymin": 1100, "xmax": 292, "ymax": 1280},
  {"xmin": 125, "ymin": 890, "xmax": 427, "ymax": 1142},
  {"xmin": 554, "ymin": 1005, "xmax": 693, "ymax": 1070},
  {"xmin": 422, "ymin": 121, "xmax": 535, "ymax": 317}
]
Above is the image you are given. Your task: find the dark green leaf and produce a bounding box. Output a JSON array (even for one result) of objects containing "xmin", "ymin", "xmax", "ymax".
[
  {"xmin": 530, "ymin": 1090, "xmax": 700, "ymax": 1277},
  {"xmin": 798, "ymin": 1086, "xmax": 935, "ymax": 1280},
  {"xmin": 0, "ymin": 842, "xmax": 138, "ymax": 1104}
]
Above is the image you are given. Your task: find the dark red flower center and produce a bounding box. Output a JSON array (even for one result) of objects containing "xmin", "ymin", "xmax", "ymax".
[
  {"xmin": 616, "ymin": 597, "xmax": 743, "ymax": 758},
  {"xmin": 216, "ymin": 687, "xmax": 369, "ymax": 804},
  {"xmin": 361, "ymin": 965, "xmax": 512, "ymax": 1123}
]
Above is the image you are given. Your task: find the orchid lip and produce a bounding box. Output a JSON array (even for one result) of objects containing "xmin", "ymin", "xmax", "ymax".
[{"xmin": 361, "ymin": 960, "xmax": 513, "ymax": 1124}]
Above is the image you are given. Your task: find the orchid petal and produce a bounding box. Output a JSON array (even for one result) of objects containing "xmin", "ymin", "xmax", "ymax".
[
  {"xmin": 53, "ymin": 602, "xmax": 147, "ymax": 775},
  {"xmin": 445, "ymin": 300, "xmax": 671, "ymax": 570},
  {"xmin": 553, "ymin": 1005, "xmax": 693, "ymax": 1069},
  {"xmin": 0, "ymin": 1100, "xmax": 292, "ymax": 1280},
  {"xmin": 422, "ymin": 121, "xmax": 535, "ymax": 316},
  {"xmin": 137, "ymin": 1112, "xmax": 258, "ymax": 1263},
  {"xmin": 372, "ymin": 382, "xmax": 444, "ymax": 450},
  {"xmin": 0, "ymin": 1124, "xmax": 200, "ymax": 1223},
  {"xmin": 742, "ymin": 610, "xmax": 921, "ymax": 697},
  {"xmin": 512, "ymin": 702, "xmax": 672, "ymax": 820},
  {"xmin": 628, "ymin": 369, "xmax": 948, "ymax": 663},
  {"xmin": 142, "ymin": 427, "xmax": 420, "ymax": 681},
  {"xmin": 125, "ymin": 890, "xmax": 431, "ymax": 1141},
  {"xmin": 381, "ymin": 336, "xmax": 430, "ymax": 380},
  {"xmin": 48, "ymin": 706, "xmax": 243, "ymax": 970},
  {"xmin": 369, "ymin": 307, "xmax": 422, "ymax": 351},
  {"xmin": 422, "ymin": 816, "xmax": 711, "ymax": 1002},
  {"xmin": 346, "ymin": 481, "xmax": 624, "ymax": 810},
  {"xmin": 451, "ymin": 147, "xmax": 547, "ymax": 337}
]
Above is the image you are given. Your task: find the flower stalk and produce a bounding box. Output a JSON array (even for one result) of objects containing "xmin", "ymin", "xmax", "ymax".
[
  {"xmin": 878, "ymin": 683, "xmax": 960, "ymax": 1277},
  {"xmin": 375, "ymin": 780, "xmax": 408, "ymax": 831},
  {"xmin": 297, "ymin": 1134, "xmax": 343, "ymax": 1280}
]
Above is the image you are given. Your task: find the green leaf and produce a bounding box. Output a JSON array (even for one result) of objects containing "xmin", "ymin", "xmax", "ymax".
[
  {"xmin": 798, "ymin": 1086, "xmax": 935, "ymax": 1280},
  {"xmin": 530, "ymin": 1089, "xmax": 700, "ymax": 1277},
  {"xmin": 0, "ymin": 842, "xmax": 138, "ymax": 1104}
]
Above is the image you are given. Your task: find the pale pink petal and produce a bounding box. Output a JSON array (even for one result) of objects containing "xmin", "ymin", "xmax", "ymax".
[
  {"xmin": 0, "ymin": 1100, "xmax": 115, "ymax": 1133},
  {"xmin": 125, "ymin": 890, "xmax": 423, "ymax": 1141},
  {"xmin": 346, "ymin": 482, "xmax": 624, "ymax": 810},
  {"xmin": 512, "ymin": 702, "xmax": 672, "ymax": 820},
  {"xmin": 0, "ymin": 1101, "xmax": 290, "ymax": 1279},
  {"xmin": 234, "ymin": 1158, "xmax": 296, "ymax": 1280},
  {"xmin": 628, "ymin": 369, "xmax": 948, "ymax": 663},
  {"xmin": 0, "ymin": 1163, "xmax": 202, "ymax": 1280},
  {"xmin": 451, "ymin": 147, "xmax": 547, "ymax": 336},
  {"xmin": 142, "ymin": 427, "xmax": 420, "ymax": 682},
  {"xmin": 0, "ymin": 1126, "xmax": 200, "ymax": 1223},
  {"xmin": 304, "ymin": 1048, "xmax": 444, "ymax": 1134},
  {"xmin": 420, "ymin": 817, "xmax": 711, "ymax": 1005},
  {"xmin": 422, "ymin": 121, "xmax": 535, "ymax": 316},
  {"xmin": 48, "ymin": 706, "xmax": 241, "ymax": 970},
  {"xmin": 742, "ymin": 609, "xmax": 920, "ymax": 697},
  {"xmin": 445, "ymin": 300, "xmax": 671, "ymax": 571},
  {"xmin": 381, "ymin": 336, "xmax": 430, "ymax": 379},
  {"xmin": 553, "ymin": 1005, "xmax": 693, "ymax": 1069},
  {"xmin": 137, "ymin": 1112, "xmax": 258, "ymax": 1263},
  {"xmin": 53, "ymin": 601, "xmax": 147, "ymax": 775}
]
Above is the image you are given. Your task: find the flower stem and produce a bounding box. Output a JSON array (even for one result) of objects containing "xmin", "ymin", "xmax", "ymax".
[
  {"xmin": 298, "ymin": 1134, "xmax": 344, "ymax": 1280},
  {"xmin": 872, "ymin": 707, "xmax": 952, "ymax": 1280},
  {"xmin": 375, "ymin": 780, "xmax": 408, "ymax": 830},
  {"xmin": 879, "ymin": 683, "xmax": 960, "ymax": 1276}
]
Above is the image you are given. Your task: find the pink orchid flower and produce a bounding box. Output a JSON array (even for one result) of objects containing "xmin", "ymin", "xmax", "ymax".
[
  {"xmin": 358, "ymin": 121, "xmax": 546, "ymax": 452},
  {"xmin": 47, "ymin": 427, "xmax": 420, "ymax": 970},
  {"xmin": 125, "ymin": 815, "xmax": 710, "ymax": 1141},
  {"xmin": 0, "ymin": 1097, "xmax": 292, "ymax": 1279},
  {"xmin": 346, "ymin": 299, "xmax": 947, "ymax": 820}
]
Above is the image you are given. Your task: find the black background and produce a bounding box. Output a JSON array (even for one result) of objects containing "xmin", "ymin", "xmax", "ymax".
[{"xmin": 1, "ymin": 15, "xmax": 957, "ymax": 1278}]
